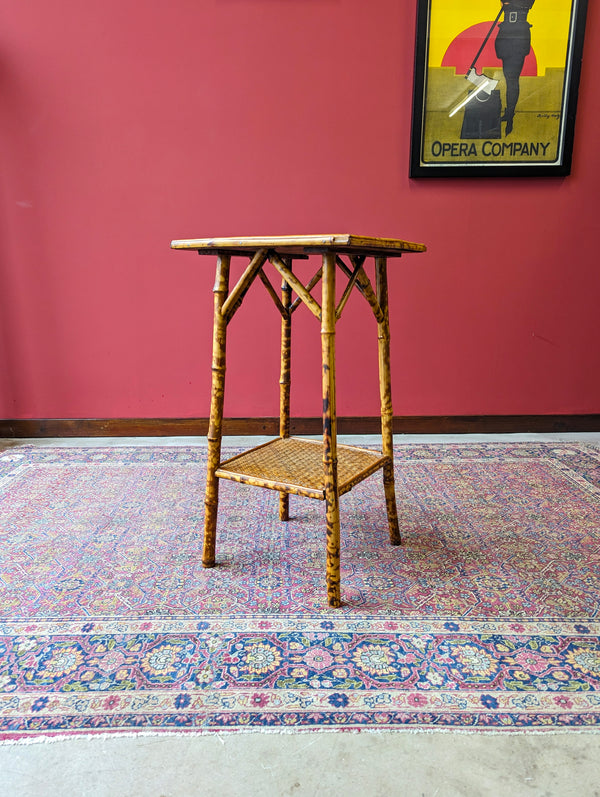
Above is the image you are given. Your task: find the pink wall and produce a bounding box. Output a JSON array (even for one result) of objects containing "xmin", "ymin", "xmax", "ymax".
[{"xmin": 1, "ymin": 0, "xmax": 599, "ymax": 420}]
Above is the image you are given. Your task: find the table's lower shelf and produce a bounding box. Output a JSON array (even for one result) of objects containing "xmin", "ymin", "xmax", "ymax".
[{"xmin": 215, "ymin": 437, "xmax": 388, "ymax": 500}]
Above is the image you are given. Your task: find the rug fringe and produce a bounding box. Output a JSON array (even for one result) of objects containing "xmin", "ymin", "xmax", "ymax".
[{"xmin": 2, "ymin": 725, "xmax": 600, "ymax": 746}]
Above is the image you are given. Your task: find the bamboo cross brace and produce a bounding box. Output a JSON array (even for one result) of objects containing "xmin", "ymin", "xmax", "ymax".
[
  {"xmin": 335, "ymin": 259, "xmax": 363, "ymax": 321},
  {"xmin": 259, "ymin": 269, "xmax": 288, "ymax": 318},
  {"xmin": 356, "ymin": 263, "xmax": 385, "ymax": 325},
  {"xmin": 221, "ymin": 248, "xmax": 269, "ymax": 322},
  {"xmin": 290, "ymin": 266, "xmax": 323, "ymax": 314},
  {"xmin": 336, "ymin": 256, "xmax": 364, "ymax": 290},
  {"xmin": 269, "ymin": 251, "xmax": 322, "ymax": 320},
  {"xmin": 336, "ymin": 255, "xmax": 385, "ymax": 325}
]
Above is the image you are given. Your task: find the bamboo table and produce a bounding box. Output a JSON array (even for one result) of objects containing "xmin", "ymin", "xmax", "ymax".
[{"xmin": 170, "ymin": 235, "xmax": 426, "ymax": 607}]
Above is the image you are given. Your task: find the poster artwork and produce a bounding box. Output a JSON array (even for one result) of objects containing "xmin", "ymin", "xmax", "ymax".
[{"xmin": 410, "ymin": 0, "xmax": 588, "ymax": 176}]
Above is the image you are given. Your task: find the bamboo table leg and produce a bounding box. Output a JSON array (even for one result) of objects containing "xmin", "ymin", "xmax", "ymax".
[
  {"xmin": 321, "ymin": 251, "xmax": 341, "ymax": 607},
  {"xmin": 375, "ymin": 256, "xmax": 401, "ymax": 546},
  {"xmin": 203, "ymin": 253, "xmax": 231, "ymax": 567},
  {"xmin": 279, "ymin": 275, "xmax": 292, "ymax": 522}
]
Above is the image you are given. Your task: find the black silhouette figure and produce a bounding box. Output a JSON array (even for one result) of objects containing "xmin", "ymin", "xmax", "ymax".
[{"xmin": 495, "ymin": 0, "xmax": 535, "ymax": 134}]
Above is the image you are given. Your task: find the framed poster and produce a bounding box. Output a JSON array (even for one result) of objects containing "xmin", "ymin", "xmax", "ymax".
[{"xmin": 410, "ymin": 0, "xmax": 588, "ymax": 177}]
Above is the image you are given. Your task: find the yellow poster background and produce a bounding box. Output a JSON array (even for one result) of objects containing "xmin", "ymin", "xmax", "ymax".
[{"xmin": 428, "ymin": 0, "xmax": 572, "ymax": 74}]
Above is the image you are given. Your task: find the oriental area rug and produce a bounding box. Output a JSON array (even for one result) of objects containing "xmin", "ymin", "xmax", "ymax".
[{"xmin": 1, "ymin": 441, "xmax": 600, "ymax": 741}]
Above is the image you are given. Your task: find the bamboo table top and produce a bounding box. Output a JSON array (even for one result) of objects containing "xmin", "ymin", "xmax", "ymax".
[{"xmin": 170, "ymin": 234, "xmax": 426, "ymax": 257}]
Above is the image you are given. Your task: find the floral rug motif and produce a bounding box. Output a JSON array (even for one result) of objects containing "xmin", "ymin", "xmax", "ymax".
[{"xmin": 1, "ymin": 442, "xmax": 600, "ymax": 739}]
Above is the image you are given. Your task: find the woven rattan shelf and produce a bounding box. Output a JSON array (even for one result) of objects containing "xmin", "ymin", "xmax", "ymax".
[
  {"xmin": 216, "ymin": 437, "xmax": 388, "ymax": 500},
  {"xmin": 171, "ymin": 234, "xmax": 426, "ymax": 607}
]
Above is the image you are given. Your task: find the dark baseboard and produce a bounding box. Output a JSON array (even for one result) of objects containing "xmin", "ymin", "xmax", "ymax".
[{"xmin": 1, "ymin": 415, "xmax": 600, "ymax": 438}]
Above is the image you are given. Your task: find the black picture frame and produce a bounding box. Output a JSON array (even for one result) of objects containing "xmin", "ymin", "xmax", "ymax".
[{"xmin": 410, "ymin": 0, "xmax": 588, "ymax": 177}]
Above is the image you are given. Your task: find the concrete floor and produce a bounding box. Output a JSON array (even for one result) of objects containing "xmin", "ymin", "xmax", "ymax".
[
  {"xmin": 1, "ymin": 729, "xmax": 600, "ymax": 797},
  {"xmin": 1, "ymin": 434, "xmax": 600, "ymax": 797}
]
